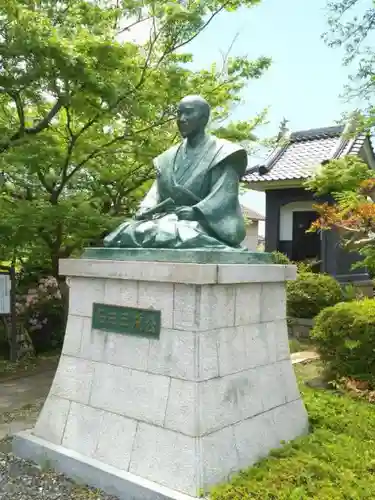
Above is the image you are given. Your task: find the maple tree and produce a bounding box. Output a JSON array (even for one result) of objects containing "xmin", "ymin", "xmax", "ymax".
[
  {"xmin": 0, "ymin": 0, "xmax": 271, "ymax": 278},
  {"xmin": 307, "ymin": 156, "xmax": 375, "ymax": 273}
]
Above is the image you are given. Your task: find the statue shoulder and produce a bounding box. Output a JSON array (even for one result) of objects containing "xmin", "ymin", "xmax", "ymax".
[
  {"xmin": 153, "ymin": 143, "xmax": 181, "ymax": 173},
  {"xmin": 212, "ymin": 137, "xmax": 248, "ymax": 176}
]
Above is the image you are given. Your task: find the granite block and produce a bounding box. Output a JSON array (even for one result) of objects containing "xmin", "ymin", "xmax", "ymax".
[
  {"xmin": 260, "ymin": 283, "xmax": 286, "ymax": 322},
  {"xmin": 197, "ymin": 330, "xmax": 219, "ymax": 381},
  {"xmin": 201, "ymin": 426, "xmax": 239, "ymax": 487},
  {"xmin": 198, "ymin": 368, "xmax": 263, "ymax": 434},
  {"xmin": 217, "ymin": 325, "xmax": 270, "ymax": 378},
  {"xmin": 33, "ymin": 395, "xmax": 71, "ymax": 445},
  {"xmin": 279, "ymin": 359, "xmax": 301, "ymax": 403},
  {"xmin": 164, "ymin": 379, "xmax": 197, "ymax": 436},
  {"xmin": 234, "ymin": 409, "xmax": 280, "ymax": 469},
  {"xmin": 104, "ymin": 331, "xmax": 150, "ymax": 371},
  {"xmin": 217, "ymin": 327, "xmax": 247, "ymax": 377},
  {"xmin": 148, "ymin": 329, "xmax": 195, "ymax": 380},
  {"xmin": 243, "ymin": 323, "xmax": 270, "ymax": 369},
  {"xmin": 94, "ymin": 411, "xmax": 137, "ymax": 471},
  {"xmin": 50, "ymin": 355, "xmax": 94, "ymax": 405},
  {"xmin": 61, "ymin": 258, "xmax": 217, "ymax": 285},
  {"xmin": 68, "ymin": 277, "xmax": 105, "ymax": 317},
  {"xmin": 198, "ymin": 285, "xmax": 235, "ymax": 330},
  {"xmin": 234, "ymin": 283, "xmax": 261, "ymax": 325},
  {"xmin": 271, "ymin": 399, "xmax": 309, "ymax": 443},
  {"xmin": 217, "ymin": 264, "xmax": 289, "ymax": 284},
  {"xmin": 129, "ymin": 423, "xmax": 198, "ymax": 496},
  {"xmin": 173, "ymin": 284, "xmax": 198, "ymax": 330},
  {"xmin": 62, "ymin": 402, "xmax": 104, "ymax": 457},
  {"xmin": 263, "ymin": 320, "xmax": 291, "ymax": 363},
  {"xmin": 138, "ymin": 282, "xmax": 173, "ymax": 329},
  {"xmin": 104, "ymin": 279, "xmax": 138, "ymax": 307},
  {"xmin": 80, "ymin": 322, "xmax": 107, "ymax": 362},
  {"xmin": 258, "ymin": 362, "xmax": 290, "ymax": 412},
  {"xmin": 89, "ymin": 363, "xmax": 170, "ymax": 426},
  {"xmin": 62, "ymin": 315, "xmax": 84, "ymax": 357}
]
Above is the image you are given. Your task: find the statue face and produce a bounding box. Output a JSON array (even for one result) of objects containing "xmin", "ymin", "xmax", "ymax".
[{"xmin": 177, "ymin": 100, "xmax": 206, "ymax": 138}]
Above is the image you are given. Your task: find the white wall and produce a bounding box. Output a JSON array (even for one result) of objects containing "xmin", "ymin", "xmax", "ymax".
[
  {"xmin": 243, "ymin": 222, "xmax": 259, "ymax": 250},
  {"xmin": 279, "ymin": 201, "xmax": 315, "ymax": 241}
]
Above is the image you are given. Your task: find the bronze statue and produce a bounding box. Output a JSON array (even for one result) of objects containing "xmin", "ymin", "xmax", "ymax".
[{"xmin": 104, "ymin": 95, "xmax": 248, "ymax": 249}]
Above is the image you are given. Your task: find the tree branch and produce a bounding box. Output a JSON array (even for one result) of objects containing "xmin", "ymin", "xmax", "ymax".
[
  {"xmin": 117, "ymin": 14, "xmax": 152, "ymax": 35},
  {"xmin": 11, "ymin": 92, "xmax": 25, "ymax": 132},
  {"xmin": 0, "ymin": 98, "xmax": 65, "ymax": 154},
  {"xmin": 158, "ymin": 4, "xmax": 228, "ymax": 65},
  {"xmin": 59, "ymin": 115, "xmax": 174, "ymax": 188}
]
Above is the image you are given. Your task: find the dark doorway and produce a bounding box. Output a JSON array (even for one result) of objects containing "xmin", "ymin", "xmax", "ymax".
[{"xmin": 292, "ymin": 211, "xmax": 320, "ymax": 265}]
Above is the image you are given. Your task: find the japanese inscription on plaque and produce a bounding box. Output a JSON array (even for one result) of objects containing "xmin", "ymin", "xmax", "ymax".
[{"xmin": 92, "ymin": 303, "xmax": 161, "ymax": 339}]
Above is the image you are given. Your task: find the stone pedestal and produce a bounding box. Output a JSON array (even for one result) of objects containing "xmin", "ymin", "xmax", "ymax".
[{"xmin": 13, "ymin": 255, "xmax": 308, "ymax": 500}]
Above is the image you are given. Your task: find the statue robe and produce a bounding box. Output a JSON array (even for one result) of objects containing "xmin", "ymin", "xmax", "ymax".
[{"xmin": 103, "ymin": 135, "xmax": 248, "ymax": 249}]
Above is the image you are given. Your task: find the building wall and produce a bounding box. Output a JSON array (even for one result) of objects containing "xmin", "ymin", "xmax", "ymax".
[
  {"xmin": 265, "ymin": 188, "xmax": 312, "ymax": 253},
  {"xmin": 264, "ymin": 187, "xmax": 369, "ymax": 282},
  {"xmin": 279, "ymin": 201, "xmax": 316, "ymax": 241},
  {"xmin": 242, "ymin": 221, "xmax": 259, "ymax": 251}
]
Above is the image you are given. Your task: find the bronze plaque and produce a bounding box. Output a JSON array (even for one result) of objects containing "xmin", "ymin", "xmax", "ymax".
[{"xmin": 92, "ymin": 303, "xmax": 161, "ymax": 339}]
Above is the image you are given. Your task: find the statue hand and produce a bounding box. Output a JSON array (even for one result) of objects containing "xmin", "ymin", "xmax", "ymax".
[{"xmin": 176, "ymin": 206, "xmax": 196, "ymax": 221}]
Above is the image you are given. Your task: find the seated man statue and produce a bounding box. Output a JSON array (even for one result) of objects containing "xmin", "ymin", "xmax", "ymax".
[{"xmin": 103, "ymin": 95, "xmax": 248, "ymax": 250}]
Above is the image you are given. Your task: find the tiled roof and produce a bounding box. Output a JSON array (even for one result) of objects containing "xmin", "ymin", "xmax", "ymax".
[{"xmin": 244, "ymin": 125, "xmax": 367, "ymax": 184}]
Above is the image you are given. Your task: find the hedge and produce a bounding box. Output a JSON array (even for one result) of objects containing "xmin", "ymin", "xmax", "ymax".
[
  {"xmin": 311, "ymin": 298, "xmax": 375, "ymax": 386},
  {"xmin": 287, "ymin": 272, "xmax": 343, "ymax": 319}
]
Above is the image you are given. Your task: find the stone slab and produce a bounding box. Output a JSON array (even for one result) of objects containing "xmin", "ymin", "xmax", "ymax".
[
  {"xmin": 81, "ymin": 247, "xmax": 273, "ymax": 265},
  {"xmin": 60, "ymin": 259, "xmax": 296, "ymax": 285},
  {"xmin": 291, "ymin": 351, "xmax": 320, "ymax": 365},
  {"xmin": 60, "ymin": 259, "xmax": 218, "ymax": 284},
  {"xmin": 13, "ymin": 431, "xmax": 197, "ymax": 500},
  {"xmin": 218, "ymin": 264, "xmax": 296, "ymax": 284}
]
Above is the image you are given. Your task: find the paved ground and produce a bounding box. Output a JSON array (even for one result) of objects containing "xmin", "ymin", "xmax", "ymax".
[
  {"xmin": 0, "ymin": 371, "xmax": 54, "ymax": 413},
  {"xmin": 0, "ymin": 370, "xmax": 54, "ymax": 440},
  {"xmin": 290, "ymin": 351, "xmax": 320, "ymax": 365}
]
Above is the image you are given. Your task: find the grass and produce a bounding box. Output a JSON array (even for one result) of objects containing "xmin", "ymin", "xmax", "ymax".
[
  {"xmin": 0, "ymin": 351, "xmax": 59, "ymax": 380},
  {"xmin": 210, "ymin": 361, "xmax": 375, "ymax": 500}
]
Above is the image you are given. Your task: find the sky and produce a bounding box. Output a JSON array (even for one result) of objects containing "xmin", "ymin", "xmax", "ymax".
[
  {"xmin": 184, "ymin": 0, "xmax": 363, "ymax": 231},
  {"xmin": 125, "ymin": 0, "xmax": 365, "ymax": 234}
]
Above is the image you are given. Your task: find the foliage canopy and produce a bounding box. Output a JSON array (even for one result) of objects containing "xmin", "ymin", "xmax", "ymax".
[{"xmin": 0, "ymin": 0, "xmax": 271, "ymax": 276}]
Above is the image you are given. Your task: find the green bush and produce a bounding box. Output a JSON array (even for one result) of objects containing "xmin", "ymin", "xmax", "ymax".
[
  {"xmin": 287, "ymin": 272, "xmax": 343, "ymax": 319},
  {"xmin": 270, "ymin": 251, "xmax": 291, "ymax": 264},
  {"xmin": 311, "ymin": 298, "xmax": 375, "ymax": 386}
]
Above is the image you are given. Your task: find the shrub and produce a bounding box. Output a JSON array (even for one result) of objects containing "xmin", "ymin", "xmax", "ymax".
[
  {"xmin": 311, "ymin": 298, "xmax": 375, "ymax": 386},
  {"xmin": 271, "ymin": 251, "xmax": 291, "ymax": 264},
  {"xmin": 287, "ymin": 272, "xmax": 343, "ymax": 319},
  {"xmin": 18, "ymin": 276, "xmax": 66, "ymax": 354}
]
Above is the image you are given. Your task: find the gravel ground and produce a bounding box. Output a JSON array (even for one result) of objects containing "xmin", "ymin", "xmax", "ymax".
[{"xmin": 0, "ymin": 438, "xmax": 119, "ymax": 500}]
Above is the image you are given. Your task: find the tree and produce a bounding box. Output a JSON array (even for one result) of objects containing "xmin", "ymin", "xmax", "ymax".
[
  {"xmin": 306, "ymin": 156, "xmax": 375, "ymax": 275},
  {"xmin": 324, "ymin": 0, "xmax": 375, "ymax": 128},
  {"xmin": 0, "ymin": 0, "xmax": 271, "ymax": 279}
]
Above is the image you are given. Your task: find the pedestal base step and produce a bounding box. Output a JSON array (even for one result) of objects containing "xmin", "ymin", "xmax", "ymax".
[{"xmin": 13, "ymin": 430, "xmax": 197, "ymax": 500}]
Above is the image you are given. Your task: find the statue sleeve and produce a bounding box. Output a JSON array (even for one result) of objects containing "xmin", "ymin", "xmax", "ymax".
[
  {"xmin": 193, "ymin": 162, "xmax": 246, "ymax": 247},
  {"xmin": 138, "ymin": 181, "xmax": 159, "ymax": 214}
]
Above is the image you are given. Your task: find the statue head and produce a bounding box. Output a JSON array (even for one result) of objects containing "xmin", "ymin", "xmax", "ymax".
[{"xmin": 177, "ymin": 95, "xmax": 210, "ymax": 139}]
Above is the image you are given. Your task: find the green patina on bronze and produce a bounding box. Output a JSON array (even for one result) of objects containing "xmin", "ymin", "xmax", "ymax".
[
  {"xmin": 82, "ymin": 247, "xmax": 273, "ymax": 264},
  {"xmin": 103, "ymin": 95, "xmax": 253, "ymax": 251},
  {"xmin": 92, "ymin": 303, "xmax": 161, "ymax": 339}
]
